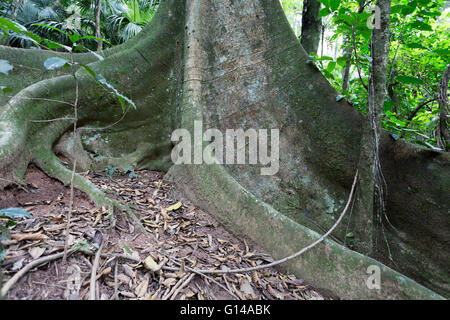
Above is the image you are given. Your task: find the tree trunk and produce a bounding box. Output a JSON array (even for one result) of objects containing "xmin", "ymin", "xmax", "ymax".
[
  {"xmin": 95, "ymin": 0, "xmax": 103, "ymax": 51},
  {"xmin": 301, "ymin": 0, "xmax": 322, "ymax": 55},
  {"xmin": 0, "ymin": 0, "xmax": 448, "ymax": 299},
  {"xmin": 342, "ymin": 1, "xmax": 366, "ymax": 92},
  {"xmin": 437, "ymin": 64, "xmax": 449, "ymax": 151},
  {"xmin": 352, "ymin": 0, "xmax": 392, "ymax": 258}
]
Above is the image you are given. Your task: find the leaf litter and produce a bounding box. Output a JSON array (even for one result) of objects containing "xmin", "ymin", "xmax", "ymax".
[{"xmin": 0, "ymin": 164, "xmax": 328, "ymax": 300}]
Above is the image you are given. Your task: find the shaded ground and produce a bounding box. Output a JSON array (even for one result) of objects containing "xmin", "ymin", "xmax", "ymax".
[{"xmin": 1, "ymin": 164, "xmax": 327, "ymax": 300}]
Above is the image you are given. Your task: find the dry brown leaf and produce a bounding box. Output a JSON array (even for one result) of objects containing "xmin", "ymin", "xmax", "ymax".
[
  {"xmin": 43, "ymin": 224, "xmax": 66, "ymax": 232},
  {"xmin": 12, "ymin": 233, "xmax": 48, "ymax": 241},
  {"xmin": 102, "ymin": 266, "xmax": 112, "ymax": 276},
  {"xmin": 232, "ymin": 284, "xmax": 246, "ymax": 300},
  {"xmin": 160, "ymin": 207, "xmax": 172, "ymax": 221},
  {"xmin": 135, "ymin": 277, "xmax": 149, "ymax": 297},
  {"xmin": 119, "ymin": 291, "xmax": 136, "ymax": 298},
  {"xmin": 240, "ymin": 279, "xmax": 256, "ymax": 299},
  {"xmin": 163, "ymin": 277, "xmax": 177, "ymax": 288},
  {"xmin": 144, "ymin": 255, "xmax": 160, "ymax": 272},
  {"xmin": 185, "ymin": 289, "xmax": 195, "ymax": 298},
  {"xmin": 117, "ymin": 273, "xmax": 131, "ymax": 285},
  {"xmin": 93, "ymin": 212, "xmax": 102, "ymax": 227},
  {"xmin": 267, "ymin": 284, "xmax": 284, "ymax": 300},
  {"xmin": 122, "ymin": 264, "xmax": 136, "ymax": 280},
  {"xmin": 28, "ymin": 246, "xmax": 45, "ymax": 259}
]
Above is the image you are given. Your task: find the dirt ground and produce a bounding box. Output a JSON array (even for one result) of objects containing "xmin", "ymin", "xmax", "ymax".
[{"xmin": 0, "ymin": 164, "xmax": 328, "ymax": 300}]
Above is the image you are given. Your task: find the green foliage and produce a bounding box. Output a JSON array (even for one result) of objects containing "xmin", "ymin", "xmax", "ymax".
[
  {"xmin": 0, "ymin": 18, "xmax": 136, "ymax": 114},
  {"xmin": 103, "ymin": 0, "xmax": 158, "ymax": 43},
  {"xmin": 104, "ymin": 165, "xmax": 118, "ymax": 177},
  {"xmin": 285, "ymin": 0, "xmax": 449, "ymax": 150},
  {"xmin": 0, "ymin": 0, "xmax": 159, "ymax": 49}
]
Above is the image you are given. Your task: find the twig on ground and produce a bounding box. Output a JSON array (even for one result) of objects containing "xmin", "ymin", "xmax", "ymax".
[
  {"xmin": 162, "ymin": 273, "xmax": 190, "ymax": 300},
  {"xmin": 114, "ymin": 259, "xmax": 119, "ymax": 300},
  {"xmin": 170, "ymin": 273, "xmax": 195, "ymax": 300},
  {"xmin": 1, "ymin": 248, "xmax": 77, "ymax": 298},
  {"xmin": 89, "ymin": 233, "xmax": 104, "ymax": 300}
]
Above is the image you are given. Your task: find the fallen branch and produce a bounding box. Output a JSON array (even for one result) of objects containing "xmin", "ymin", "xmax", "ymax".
[
  {"xmin": 170, "ymin": 273, "xmax": 195, "ymax": 300},
  {"xmin": 162, "ymin": 273, "xmax": 190, "ymax": 300},
  {"xmin": 1, "ymin": 248, "xmax": 77, "ymax": 298},
  {"xmin": 89, "ymin": 232, "xmax": 104, "ymax": 300}
]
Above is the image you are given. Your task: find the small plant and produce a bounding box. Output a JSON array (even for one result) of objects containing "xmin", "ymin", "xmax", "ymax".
[
  {"xmin": 124, "ymin": 165, "xmax": 138, "ymax": 178},
  {"xmin": 104, "ymin": 165, "xmax": 118, "ymax": 177}
]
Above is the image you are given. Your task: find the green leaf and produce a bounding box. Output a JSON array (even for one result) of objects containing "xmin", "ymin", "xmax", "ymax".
[
  {"xmin": 401, "ymin": 5, "xmax": 416, "ymax": 15},
  {"xmin": 123, "ymin": 245, "xmax": 132, "ymax": 254},
  {"xmin": 327, "ymin": 61, "xmax": 336, "ymax": 72},
  {"xmin": 316, "ymin": 0, "xmax": 330, "ymax": 7},
  {"xmin": 43, "ymin": 39, "xmax": 71, "ymax": 51},
  {"xmin": 0, "ymin": 86, "xmax": 13, "ymax": 94},
  {"xmin": 395, "ymin": 76, "xmax": 424, "ymax": 85},
  {"xmin": 33, "ymin": 23, "xmax": 68, "ymax": 37},
  {"xmin": 0, "ymin": 208, "xmax": 32, "ymax": 219},
  {"xmin": 330, "ymin": 0, "xmax": 341, "ymax": 11},
  {"xmin": 79, "ymin": 35, "xmax": 111, "ymax": 45},
  {"xmin": 0, "ymin": 59, "xmax": 13, "ymax": 75},
  {"xmin": 68, "ymin": 31, "xmax": 80, "ymax": 44},
  {"xmin": 405, "ymin": 42, "xmax": 427, "ymax": 50},
  {"xmin": 391, "ymin": 5, "xmax": 404, "ymax": 14},
  {"xmin": 337, "ymin": 56, "xmax": 347, "ymax": 67},
  {"xmin": 43, "ymin": 57, "xmax": 69, "ymax": 71},
  {"xmin": 96, "ymin": 74, "xmax": 136, "ymax": 112},
  {"xmin": 79, "ymin": 64, "xmax": 97, "ymax": 79},
  {"xmin": 315, "ymin": 56, "xmax": 334, "ymax": 61},
  {"xmin": 433, "ymin": 49, "xmax": 450, "ymax": 56},
  {"xmin": 409, "ymin": 21, "xmax": 433, "ymax": 31},
  {"xmin": 319, "ymin": 8, "xmax": 332, "ymax": 18}
]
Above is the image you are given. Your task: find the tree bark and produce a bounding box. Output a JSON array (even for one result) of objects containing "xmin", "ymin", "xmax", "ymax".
[
  {"xmin": 95, "ymin": 0, "xmax": 103, "ymax": 51},
  {"xmin": 342, "ymin": 1, "xmax": 366, "ymax": 92},
  {"xmin": 437, "ymin": 64, "xmax": 450, "ymax": 151},
  {"xmin": 0, "ymin": 0, "xmax": 448, "ymax": 299},
  {"xmin": 301, "ymin": 0, "xmax": 322, "ymax": 55}
]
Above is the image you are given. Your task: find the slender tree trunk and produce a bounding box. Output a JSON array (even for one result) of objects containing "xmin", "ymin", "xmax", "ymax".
[
  {"xmin": 437, "ymin": 64, "xmax": 450, "ymax": 151},
  {"xmin": 301, "ymin": 0, "xmax": 322, "ymax": 54},
  {"xmin": 342, "ymin": 40, "xmax": 352, "ymax": 91},
  {"xmin": 342, "ymin": 1, "xmax": 366, "ymax": 92},
  {"xmin": 95, "ymin": 0, "xmax": 103, "ymax": 51},
  {"xmin": 353, "ymin": 0, "xmax": 392, "ymax": 258}
]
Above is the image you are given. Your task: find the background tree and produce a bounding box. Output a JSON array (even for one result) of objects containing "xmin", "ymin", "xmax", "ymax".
[{"xmin": 301, "ymin": 0, "xmax": 322, "ymax": 54}]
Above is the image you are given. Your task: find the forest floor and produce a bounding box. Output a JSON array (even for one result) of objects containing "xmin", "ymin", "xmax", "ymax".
[{"xmin": 0, "ymin": 164, "xmax": 328, "ymax": 300}]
